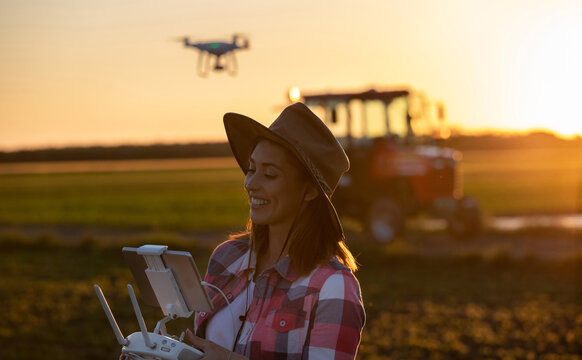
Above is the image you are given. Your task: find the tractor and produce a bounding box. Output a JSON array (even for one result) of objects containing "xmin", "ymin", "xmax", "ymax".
[{"xmin": 290, "ymin": 87, "xmax": 481, "ymax": 243}]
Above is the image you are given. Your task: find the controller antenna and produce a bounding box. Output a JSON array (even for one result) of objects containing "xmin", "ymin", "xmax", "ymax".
[
  {"xmin": 94, "ymin": 285, "xmax": 129, "ymax": 346},
  {"xmin": 127, "ymin": 284, "xmax": 155, "ymax": 349}
]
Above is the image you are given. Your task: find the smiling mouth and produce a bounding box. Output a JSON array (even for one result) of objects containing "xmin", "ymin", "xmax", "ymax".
[{"xmin": 250, "ymin": 197, "xmax": 269, "ymax": 206}]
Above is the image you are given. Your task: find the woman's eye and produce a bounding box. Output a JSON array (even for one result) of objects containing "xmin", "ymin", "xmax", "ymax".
[
  {"xmin": 265, "ymin": 173, "xmax": 277, "ymax": 179},
  {"xmin": 248, "ymin": 168, "xmax": 256, "ymax": 173}
]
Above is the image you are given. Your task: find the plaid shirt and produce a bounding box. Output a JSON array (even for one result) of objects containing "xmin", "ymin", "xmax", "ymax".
[{"xmin": 195, "ymin": 238, "xmax": 365, "ymax": 359}]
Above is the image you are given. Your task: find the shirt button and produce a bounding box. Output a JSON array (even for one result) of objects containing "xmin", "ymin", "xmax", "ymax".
[
  {"xmin": 279, "ymin": 320, "xmax": 286, "ymax": 327},
  {"xmin": 227, "ymin": 293, "xmax": 233, "ymax": 300},
  {"xmin": 199, "ymin": 312, "xmax": 206, "ymax": 316}
]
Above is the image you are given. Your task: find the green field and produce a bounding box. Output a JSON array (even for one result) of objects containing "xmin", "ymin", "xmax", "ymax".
[
  {"xmin": 0, "ymin": 147, "xmax": 581, "ymax": 359},
  {"xmin": 0, "ymin": 168, "xmax": 248, "ymax": 231},
  {"xmin": 0, "ymin": 148, "xmax": 580, "ymax": 231},
  {"xmin": 460, "ymin": 148, "xmax": 581, "ymax": 215}
]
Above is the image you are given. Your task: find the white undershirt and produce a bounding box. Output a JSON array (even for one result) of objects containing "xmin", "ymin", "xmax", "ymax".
[{"xmin": 206, "ymin": 280, "xmax": 255, "ymax": 350}]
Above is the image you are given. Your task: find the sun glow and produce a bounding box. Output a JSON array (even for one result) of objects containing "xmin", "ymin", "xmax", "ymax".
[
  {"xmin": 2, "ymin": 1, "xmax": 582, "ymax": 150},
  {"xmin": 512, "ymin": 10, "xmax": 582, "ymax": 138}
]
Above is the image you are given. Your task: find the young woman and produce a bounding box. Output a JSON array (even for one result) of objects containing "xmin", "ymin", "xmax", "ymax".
[{"xmin": 186, "ymin": 102, "xmax": 365, "ymax": 359}]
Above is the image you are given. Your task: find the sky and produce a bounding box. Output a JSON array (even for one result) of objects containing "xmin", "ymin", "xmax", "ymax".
[{"xmin": 1, "ymin": 0, "xmax": 581, "ymax": 150}]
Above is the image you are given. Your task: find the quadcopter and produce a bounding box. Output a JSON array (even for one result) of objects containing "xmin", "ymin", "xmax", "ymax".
[{"xmin": 176, "ymin": 34, "xmax": 250, "ymax": 77}]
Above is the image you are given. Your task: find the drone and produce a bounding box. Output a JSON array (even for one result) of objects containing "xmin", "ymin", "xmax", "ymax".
[{"xmin": 176, "ymin": 34, "xmax": 250, "ymax": 77}]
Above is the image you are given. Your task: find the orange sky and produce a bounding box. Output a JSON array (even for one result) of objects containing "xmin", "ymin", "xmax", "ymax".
[{"xmin": 1, "ymin": 0, "xmax": 581, "ymax": 150}]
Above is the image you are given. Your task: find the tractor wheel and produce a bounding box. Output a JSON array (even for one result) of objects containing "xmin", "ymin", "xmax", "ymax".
[
  {"xmin": 367, "ymin": 198, "xmax": 405, "ymax": 244},
  {"xmin": 447, "ymin": 195, "xmax": 481, "ymax": 239}
]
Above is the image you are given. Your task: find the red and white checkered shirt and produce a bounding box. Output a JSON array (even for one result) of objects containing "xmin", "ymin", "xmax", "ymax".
[{"xmin": 195, "ymin": 237, "xmax": 365, "ymax": 359}]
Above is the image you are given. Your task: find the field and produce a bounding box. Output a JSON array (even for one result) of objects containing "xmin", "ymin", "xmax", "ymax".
[
  {"xmin": 0, "ymin": 148, "xmax": 580, "ymax": 231},
  {"xmin": 460, "ymin": 148, "xmax": 581, "ymax": 215},
  {"xmin": 0, "ymin": 147, "xmax": 581, "ymax": 359},
  {"xmin": 1, "ymin": 233, "xmax": 580, "ymax": 359}
]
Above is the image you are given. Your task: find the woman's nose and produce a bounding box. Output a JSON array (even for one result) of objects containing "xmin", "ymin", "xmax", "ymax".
[{"xmin": 244, "ymin": 173, "xmax": 258, "ymax": 191}]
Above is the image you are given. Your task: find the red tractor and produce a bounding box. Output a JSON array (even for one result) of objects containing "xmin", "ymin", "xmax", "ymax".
[{"xmin": 291, "ymin": 87, "xmax": 481, "ymax": 243}]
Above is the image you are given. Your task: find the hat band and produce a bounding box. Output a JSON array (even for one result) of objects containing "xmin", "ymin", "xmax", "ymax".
[{"xmin": 292, "ymin": 143, "xmax": 333, "ymax": 197}]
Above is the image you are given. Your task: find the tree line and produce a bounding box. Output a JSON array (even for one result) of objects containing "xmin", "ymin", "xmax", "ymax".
[
  {"xmin": 0, "ymin": 143, "xmax": 232, "ymax": 163},
  {"xmin": 0, "ymin": 131, "xmax": 580, "ymax": 163}
]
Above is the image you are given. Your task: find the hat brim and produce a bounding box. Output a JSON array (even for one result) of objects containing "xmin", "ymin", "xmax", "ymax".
[{"xmin": 223, "ymin": 112, "xmax": 344, "ymax": 238}]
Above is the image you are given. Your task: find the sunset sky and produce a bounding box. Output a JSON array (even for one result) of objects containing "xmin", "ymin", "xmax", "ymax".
[{"xmin": 1, "ymin": 0, "xmax": 581, "ymax": 150}]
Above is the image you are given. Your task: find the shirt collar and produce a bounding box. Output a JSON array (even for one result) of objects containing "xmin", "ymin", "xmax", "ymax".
[
  {"xmin": 239, "ymin": 248, "xmax": 256, "ymax": 274},
  {"xmin": 240, "ymin": 248, "xmax": 299, "ymax": 282},
  {"xmin": 272, "ymin": 254, "xmax": 300, "ymax": 282}
]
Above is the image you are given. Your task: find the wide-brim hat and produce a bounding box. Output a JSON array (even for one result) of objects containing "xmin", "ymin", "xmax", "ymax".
[{"xmin": 223, "ymin": 102, "xmax": 350, "ymax": 237}]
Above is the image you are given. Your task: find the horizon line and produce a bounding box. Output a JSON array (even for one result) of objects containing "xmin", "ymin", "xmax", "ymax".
[{"xmin": 1, "ymin": 128, "xmax": 580, "ymax": 153}]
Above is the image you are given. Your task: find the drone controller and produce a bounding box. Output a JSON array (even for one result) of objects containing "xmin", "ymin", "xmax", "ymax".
[
  {"xmin": 94, "ymin": 245, "xmax": 213, "ymax": 360},
  {"xmin": 120, "ymin": 332, "xmax": 202, "ymax": 360}
]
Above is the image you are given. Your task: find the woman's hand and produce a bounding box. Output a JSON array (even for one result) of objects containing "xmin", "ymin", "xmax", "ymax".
[{"xmin": 185, "ymin": 329, "xmax": 247, "ymax": 360}]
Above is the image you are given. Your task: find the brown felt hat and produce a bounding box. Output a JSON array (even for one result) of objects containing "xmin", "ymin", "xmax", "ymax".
[{"xmin": 223, "ymin": 102, "xmax": 350, "ymax": 237}]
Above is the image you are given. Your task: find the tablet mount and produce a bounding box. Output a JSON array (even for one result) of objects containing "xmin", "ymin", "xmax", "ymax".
[{"xmin": 94, "ymin": 245, "xmax": 212, "ymax": 360}]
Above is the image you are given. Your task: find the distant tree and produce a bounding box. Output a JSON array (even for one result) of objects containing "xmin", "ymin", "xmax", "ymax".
[
  {"xmin": 0, "ymin": 132, "xmax": 580, "ymax": 162},
  {"xmin": 0, "ymin": 142, "xmax": 232, "ymax": 162}
]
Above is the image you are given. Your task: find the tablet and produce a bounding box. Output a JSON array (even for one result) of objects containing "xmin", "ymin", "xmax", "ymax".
[{"xmin": 123, "ymin": 246, "xmax": 213, "ymax": 314}]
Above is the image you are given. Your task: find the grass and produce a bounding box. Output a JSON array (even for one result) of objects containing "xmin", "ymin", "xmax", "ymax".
[
  {"xmin": 461, "ymin": 148, "xmax": 582, "ymax": 215},
  {"xmin": 0, "ymin": 148, "xmax": 580, "ymax": 232},
  {"xmin": 0, "ymin": 168, "xmax": 248, "ymax": 230},
  {"xmin": 350, "ymin": 234, "xmax": 582, "ymax": 359},
  {"xmin": 0, "ymin": 234, "xmax": 208, "ymax": 359},
  {"xmin": 0, "ymin": 234, "xmax": 579, "ymax": 359}
]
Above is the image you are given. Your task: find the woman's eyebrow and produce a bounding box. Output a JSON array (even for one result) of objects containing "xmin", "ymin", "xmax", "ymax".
[{"xmin": 249, "ymin": 157, "xmax": 282, "ymax": 171}]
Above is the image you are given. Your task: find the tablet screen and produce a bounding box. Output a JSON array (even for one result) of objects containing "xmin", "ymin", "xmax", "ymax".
[{"xmin": 123, "ymin": 247, "xmax": 213, "ymax": 314}]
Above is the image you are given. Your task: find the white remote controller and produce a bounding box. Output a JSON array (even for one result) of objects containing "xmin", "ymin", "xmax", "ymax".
[
  {"xmin": 121, "ymin": 332, "xmax": 203, "ymax": 360},
  {"xmin": 94, "ymin": 245, "xmax": 216, "ymax": 360},
  {"xmin": 95, "ymin": 284, "xmax": 204, "ymax": 360}
]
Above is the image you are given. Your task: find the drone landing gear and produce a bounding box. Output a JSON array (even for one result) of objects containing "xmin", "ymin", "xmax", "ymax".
[
  {"xmin": 226, "ymin": 52, "xmax": 238, "ymax": 76},
  {"xmin": 196, "ymin": 53, "xmax": 238, "ymax": 77},
  {"xmin": 197, "ymin": 52, "xmax": 212, "ymax": 77}
]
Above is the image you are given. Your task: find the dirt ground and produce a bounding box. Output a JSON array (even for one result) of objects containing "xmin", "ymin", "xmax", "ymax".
[{"xmin": 363, "ymin": 230, "xmax": 582, "ymax": 260}]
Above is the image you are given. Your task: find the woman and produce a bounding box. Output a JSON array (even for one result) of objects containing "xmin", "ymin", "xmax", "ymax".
[{"xmin": 186, "ymin": 102, "xmax": 365, "ymax": 359}]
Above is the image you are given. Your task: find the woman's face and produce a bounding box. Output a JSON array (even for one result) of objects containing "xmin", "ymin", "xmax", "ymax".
[{"xmin": 244, "ymin": 140, "xmax": 311, "ymax": 228}]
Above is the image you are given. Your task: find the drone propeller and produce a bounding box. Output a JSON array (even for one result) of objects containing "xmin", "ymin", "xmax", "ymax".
[
  {"xmin": 231, "ymin": 33, "xmax": 250, "ymax": 49},
  {"xmin": 232, "ymin": 33, "xmax": 250, "ymax": 40},
  {"xmin": 169, "ymin": 36, "xmax": 190, "ymax": 43}
]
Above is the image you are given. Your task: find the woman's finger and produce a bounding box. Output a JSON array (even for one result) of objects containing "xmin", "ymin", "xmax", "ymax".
[{"xmin": 185, "ymin": 328, "xmax": 207, "ymax": 351}]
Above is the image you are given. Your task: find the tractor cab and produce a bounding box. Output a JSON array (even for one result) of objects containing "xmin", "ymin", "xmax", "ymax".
[{"xmin": 292, "ymin": 87, "xmax": 480, "ymax": 243}]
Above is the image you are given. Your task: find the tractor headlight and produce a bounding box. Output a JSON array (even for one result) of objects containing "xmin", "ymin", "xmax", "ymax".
[{"xmin": 288, "ymin": 87, "xmax": 301, "ymax": 102}]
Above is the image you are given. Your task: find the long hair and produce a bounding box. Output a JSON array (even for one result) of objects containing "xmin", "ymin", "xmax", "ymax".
[{"xmin": 231, "ymin": 140, "xmax": 358, "ymax": 276}]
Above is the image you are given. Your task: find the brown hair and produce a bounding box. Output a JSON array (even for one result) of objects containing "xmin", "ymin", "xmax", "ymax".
[{"xmin": 232, "ymin": 139, "xmax": 358, "ymax": 276}]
